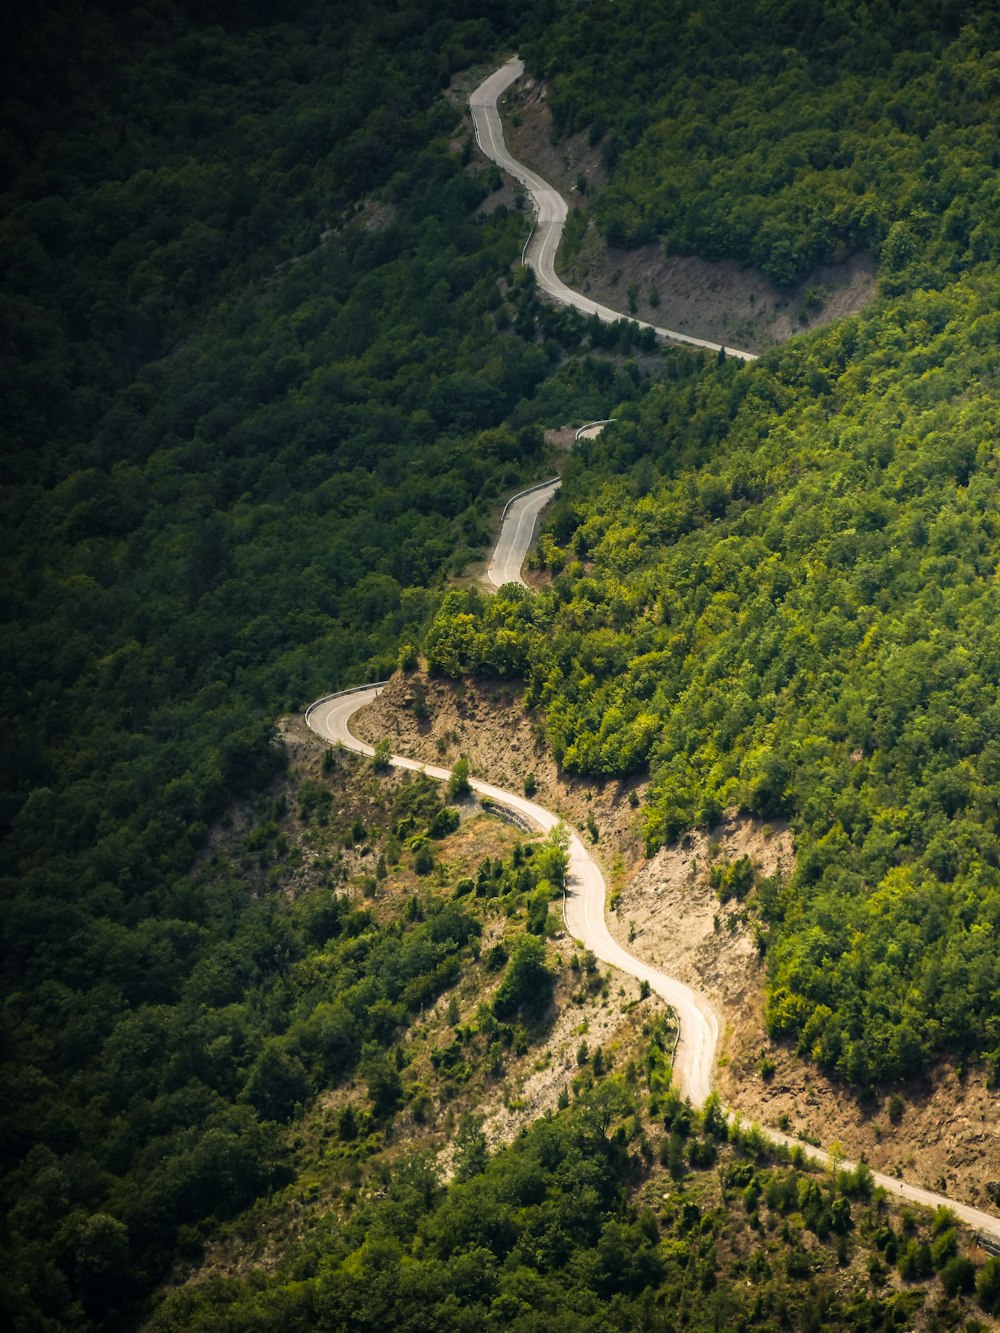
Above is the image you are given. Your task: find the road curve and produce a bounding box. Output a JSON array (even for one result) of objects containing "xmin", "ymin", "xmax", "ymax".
[
  {"xmin": 486, "ymin": 423, "xmax": 616, "ymax": 589},
  {"xmin": 469, "ymin": 59, "xmax": 758, "ymax": 364},
  {"xmin": 487, "ymin": 477, "xmax": 561, "ymax": 589}
]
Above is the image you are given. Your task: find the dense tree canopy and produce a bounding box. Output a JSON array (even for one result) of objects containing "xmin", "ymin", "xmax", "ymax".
[
  {"xmin": 0, "ymin": 1, "xmax": 625, "ymax": 1325},
  {"xmin": 525, "ymin": 0, "xmax": 1000, "ymax": 286}
]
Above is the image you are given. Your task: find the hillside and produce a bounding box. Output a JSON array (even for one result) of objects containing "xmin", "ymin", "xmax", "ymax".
[
  {"xmin": 0, "ymin": 2, "xmax": 647, "ymax": 1324},
  {"xmin": 499, "ymin": 73, "xmax": 878, "ymax": 353},
  {"xmin": 353, "ymin": 670, "xmax": 999, "ymax": 1213},
  {"xmin": 4, "ymin": 0, "xmax": 1000, "ymax": 1329}
]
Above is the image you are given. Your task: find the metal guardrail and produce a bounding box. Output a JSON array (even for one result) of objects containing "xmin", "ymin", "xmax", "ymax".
[
  {"xmin": 521, "ymin": 220, "xmax": 536, "ymax": 266},
  {"xmin": 575, "ymin": 418, "xmax": 617, "ymax": 440},
  {"xmin": 497, "ymin": 475, "xmax": 561, "ymax": 525},
  {"xmin": 304, "ymin": 681, "xmax": 390, "ymax": 732}
]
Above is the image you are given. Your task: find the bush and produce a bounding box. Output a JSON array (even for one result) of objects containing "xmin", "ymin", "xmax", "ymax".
[
  {"xmin": 492, "ymin": 936, "xmax": 553, "ymax": 1020},
  {"xmin": 939, "ymin": 1255, "xmax": 976, "ymax": 1297},
  {"xmin": 372, "ymin": 739, "xmax": 393, "ymax": 771},
  {"xmin": 978, "ymin": 1257, "xmax": 1000, "ymax": 1316},
  {"xmin": 486, "ymin": 942, "xmax": 508, "ymax": 971},
  {"xmin": 448, "ymin": 756, "xmax": 471, "ymax": 800}
]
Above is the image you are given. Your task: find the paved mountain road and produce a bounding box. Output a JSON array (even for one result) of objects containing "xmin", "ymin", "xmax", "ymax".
[
  {"xmin": 486, "ymin": 478, "xmax": 561, "ymax": 589},
  {"xmin": 305, "ymin": 686, "xmax": 720, "ymax": 1111},
  {"xmin": 485, "ymin": 424, "xmax": 616, "ymax": 590},
  {"xmin": 469, "ymin": 58, "xmax": 757, "ymax": 364},
  {"xmin": 303, "ymin": 60, "xmax": 1000, "ymax": 1241}
]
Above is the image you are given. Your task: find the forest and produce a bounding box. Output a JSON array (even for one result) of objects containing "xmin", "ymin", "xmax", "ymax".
[
  {"xmin": 3, "ymin": 0, "xmax": 1000, "ymax": 1328},
  {"xmin": 524, "ymin": 0, "xmax": 1000, "ymax": 286}
]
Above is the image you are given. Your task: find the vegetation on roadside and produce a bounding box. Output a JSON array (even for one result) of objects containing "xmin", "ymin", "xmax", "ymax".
[{"xmin": 145, "ymin": 1012, "xmax": 996, "ymax": 1332}]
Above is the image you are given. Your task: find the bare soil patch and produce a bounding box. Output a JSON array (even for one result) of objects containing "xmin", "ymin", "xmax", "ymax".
[
  {"xmin": 544, "ymin": 424, "xmax": 577, "ymax": 452},
  {"xmin": 353, "ymin": 669, "xmax": 647, "ymax": 876},
  {"xmin": 566, "ymin": 235, "xmax": 877, "ymax": 356},
  {"xmin": 609, "ymin": 815, "xmax": 792, "ymax": 1017},
  {"xmin": 446, "ymin": 958, "xmax": 653, "ymax": 1166},
  {"xmin": 501, "ymin": 74, "xmax": 608, "ymax": 209},
  {"xmin": 500, "ymin": 73, "xmax": 877, "ymax": 354}
]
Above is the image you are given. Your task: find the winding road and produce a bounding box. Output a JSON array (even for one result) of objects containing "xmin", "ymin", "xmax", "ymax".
[
  {"xmin": 469, "ymin": 58, "xmax": 758, "ymax": 364},
  {"xmin": 303, "ymin": 58, "xmax": 1000, "ymax": 1241},
  {"xmin": 305, "ymin": 576, "xmax": 1000, "ymax": 1239},
  {"xmin": 485, "ymin": 425, "xmax": 616, "ymax": 590},
  {"xmin": 306, "ymin": 683, "xmax": 720, "ymax": 1106}
]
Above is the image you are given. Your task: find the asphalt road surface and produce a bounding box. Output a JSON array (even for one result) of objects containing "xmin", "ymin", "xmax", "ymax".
[
  {"xmin": 469, "ymin": 58, "xmax": 757, "ymax": 364},
  {"xmin": 486, "ymin": 478, "xmax": 561, "ymax": 589}
]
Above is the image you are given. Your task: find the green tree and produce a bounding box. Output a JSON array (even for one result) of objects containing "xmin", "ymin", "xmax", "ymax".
[
  {"xmin": 448, "ymin": 756, "xmax": 471, "ymax": 801},
  {"xmin": 242, "ymin": 1044, "xmax": 311, "ymax": 1123},
  {"xmin": 372, "ymin": 739, "xmax": 393, "ymax": 771},
  {"xmin": 453, "ymin": 1113, "xmax": 488, "ymax": 1182},
  {"xmin": 72, "ymin": 1212, "xmax": 130, "ymax": 1317},
  {"xmin": 534, "ymin": 823, "xmax": 570, "ymax": 891},
  {"xmin": 978, "ymin": 1257, "xmax": 1000, "ymax": 1317},
  {"xmin": 362, "ymin": 1044, "xmax": 403, "ymax": 1120},
  {"xmin": 493, "ymin": 936, "xmax": 554, "ymax": 1020}
]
